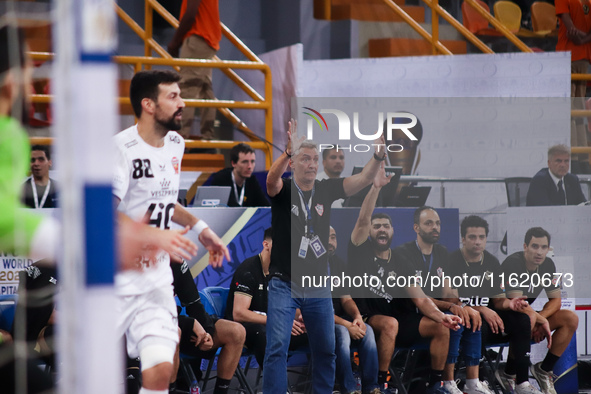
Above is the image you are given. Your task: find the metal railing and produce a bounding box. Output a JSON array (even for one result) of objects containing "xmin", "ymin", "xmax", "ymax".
[
  {"xmin": 29, "ymin": 0, "xmax": 274, "ymax": 169},
  {"xmin": 377, "ymin": 0, "xmax": 591, "ymax": 82}
]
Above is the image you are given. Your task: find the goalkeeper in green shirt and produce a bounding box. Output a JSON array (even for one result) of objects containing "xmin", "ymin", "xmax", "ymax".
[{"xmin": 0, "ymin": 24, "xmax": 58, "ymax": 261}]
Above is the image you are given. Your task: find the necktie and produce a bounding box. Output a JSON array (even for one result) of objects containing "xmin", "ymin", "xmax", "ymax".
[{"xmin": 557, "ymin": 180, "xmax": 566, "ymax": 205}]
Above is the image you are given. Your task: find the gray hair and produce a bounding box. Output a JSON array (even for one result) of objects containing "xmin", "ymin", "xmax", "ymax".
[
  {"xmin": 293, "ymin": 140, "xmax": 318, "ymax": 157},
  {"xmin": 548, "ymin": 144, "xmax": 570, "ymax": 159}
]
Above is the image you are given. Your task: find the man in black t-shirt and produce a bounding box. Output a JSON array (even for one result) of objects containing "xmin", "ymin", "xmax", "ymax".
[
  {"xmin": 501, "ymin": 227, "xmax": 578, "ymax": 394},
  {"xmin": 447, "ymin": 216, "xmax": 534, "ymax": 394},
  {"xmin": 350, "ymin": 168, "xmax": 461, "ymax": 394},
  {"xmin": 394, "ymin": 207, "xmax": 487, "ymax": 393},
  {"xmin": 226, "ymin": 227, "xmax": 307, "ymax": 367},
  {"xmin": 209, "ymin": 143, "xmax": 269, "ymax": 207},
  {"xmin": 263, "ymin": 120, "xmax": 386, "ymax": 393}
]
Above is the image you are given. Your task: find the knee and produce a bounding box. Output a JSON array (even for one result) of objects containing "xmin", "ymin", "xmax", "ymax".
[
  {"xmin": 230, "ymin": 322, "xmax": 246, "ymax": 345},
  {"xmin": 379, "ymin": 317, "xmax": 398, "ymax": 340},
  {"xmin": 563, "ymin": 310, "xmax": 579, "ymax": 332},
  {"xmin": 435, "ymin": 323, "xmax": 450, "ymax": 341},
  {"xmin": 142, "ymin": 362, "xmax": 173, "ymax": 390}
]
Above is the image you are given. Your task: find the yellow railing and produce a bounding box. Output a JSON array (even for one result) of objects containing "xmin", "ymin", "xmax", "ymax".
[{"xmin": 28, "ymin": 0, "xmax": 274, "ymax": 170}]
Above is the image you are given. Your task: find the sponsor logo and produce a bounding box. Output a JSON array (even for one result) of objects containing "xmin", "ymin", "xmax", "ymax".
[
  {"xmin": 159, "ymin": 164, "xmax": 166, "ymax": 171},
  {"xmin": 169, "ymin": 134, "xmax": 181, "ymax": 144},
  {"xmin": 172, "ymin": 157, "xmax": 179, "ymax": 174},
  {"xmin": 315, "ymin": 203, "xmax": 324, "ymax": 216},
  {"xmin": 291, "ymin": 205, "xmax": 299, "ymax": 216},
  {"xmin": 160, "ymin": 179, "xmax": 171, "ymax": 189}
]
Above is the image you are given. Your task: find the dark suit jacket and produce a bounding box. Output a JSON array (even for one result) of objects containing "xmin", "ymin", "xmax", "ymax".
[
  {"xmin": 526, "ymin": 168, "xmax": 586, "ymax": 206},
  {"xmin": 209, "ymin": 167, "xmax": 270, "ymax": 207}
]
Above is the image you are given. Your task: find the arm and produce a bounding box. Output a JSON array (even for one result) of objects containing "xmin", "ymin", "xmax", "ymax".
[
  {"xmin": 538, "ymin": 296, "xmax": 561, "ymax": 320},
  {"xmin": 350, "ymin": 163, "xmax": 390, "ymax": 245},
  {"xmin": 342, "ymin": 136, "xmax": 386, "ymax": 197},
  {"xmin": 408, "ymin": 286, "xmax": 462, "ymax": 330},
  {"xmin": 266, "ymin": 120, "xmax": 295, "ymax": 197},
  {"xmin": 171, "ymin": 203, "xmax": 230, "ymax": 267},
  {"xmin": 559, "ymin": 13, "xmax": 588, "ymax": 44},
  {"xmin": 167, "ymin": 0, "xmax": 201, "ymax": 57},
  {"xmin": 232, "ymin": 293, "xmax": 266, "ymax": 325}
]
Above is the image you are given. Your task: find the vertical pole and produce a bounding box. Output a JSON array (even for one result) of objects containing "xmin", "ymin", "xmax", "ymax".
[
  {"xmin": 431, "ymin": 0, "xmax": 439, "ymax": 55},
  {"xmin": 54, "ymin": 0, "xmax": 120, "ymax": 393},
  {"xmin": 145, "ymin": 0, "xmax": 153, "ymax": 65}
]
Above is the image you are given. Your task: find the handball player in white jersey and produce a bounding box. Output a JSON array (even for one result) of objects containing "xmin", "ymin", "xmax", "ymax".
[{"xmin": 113, "ymin": 70, "xmax": 230, "ymax": 394}]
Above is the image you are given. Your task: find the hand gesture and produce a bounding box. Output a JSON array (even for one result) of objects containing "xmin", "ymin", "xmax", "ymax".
[
  {"xmin": 373, "ymin": 162, "xmax": 392, "ymax": 189},
  {"xmin": 190, "ymin": 320, "xmax": 213, "ymax": 351},
  {"xmin": 198, "ymin": 227, "xmax": 231, "ymax": 268},
  {"xmin": 480, "ymin": 307, "xmax": 504, "ymax": 334},
  {"xmin": 291, "ymin": 318, "xmax": 306, "ymax": 336},
  {"xmin": 347, "ymin": 322, "xmax": 365, "ymax": 340},
  {"xmin": 287, "ymin": 118, "xmax": 305, "ymax": 157},
  {"xmin": 374, "ymin": 133, "xmax": 386, "ymax": 160},
  {"xmin": 441, "ymin": 314, "xmax": 462, "ymax": 331},
  {"xmin": 508, "ymin": 296, "xmax": 528, "ymax": 312},
  {"xmin": 532, "ymin": 319, "xmax": 552, "ymax": 349}
]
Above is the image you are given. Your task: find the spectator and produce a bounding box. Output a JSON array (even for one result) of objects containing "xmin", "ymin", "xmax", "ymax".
[
  {"xmin": 209, "ymin": 143, "xmax": 270, "ymax": 207},
  {"xmin": 317, "ymin": 145, "xmax": 346, "ymax": 207},
  {"xmin": 168, "ymin": 0, "xmax": 220, "ymax": 141},
  {"xmin": 501, "ymin": 227, "xmax": 578, "ymax": 394},
  {"xmin": 526, "ymin": 144, "xmax": 586, "ymax": 206},
  {"xmin": 556, "ymin": 0, "xmax": 591, "ymax": 173},
  {"xmin": 225, "ymin": 227, "xmax": 307, "ymax": 367},
  {"xmin": 447, "ymin": 216, "xmax": 537, "ymax": 394},
  {"xmin": 21, "ymin": 145, "xmax": 58, "ymax": 208},
  {"xmin": 350, "ymin": 165, "xmax": 461, "ymax": 394}
]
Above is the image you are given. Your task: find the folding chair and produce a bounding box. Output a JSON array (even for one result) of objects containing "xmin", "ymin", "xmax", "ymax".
[
  {"xmin": 388, "ymin": 342, "xmax": 431, "ymax": 394},
  {"xmin": 0, "ymin": 294, "xmax": 18, "ymax": 332},
  {"xmin": 195, "ymin": 288, "xmax": 254, "ymax": 394}
]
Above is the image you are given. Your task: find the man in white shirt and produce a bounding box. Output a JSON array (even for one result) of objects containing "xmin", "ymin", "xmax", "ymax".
[{"xmin": 113, "ymin": 70, "xmax": 230, "ymax": 394}]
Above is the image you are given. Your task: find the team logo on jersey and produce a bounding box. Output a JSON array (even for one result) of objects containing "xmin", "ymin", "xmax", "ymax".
[
  {"xmin": 378, "ymin": 266, "xmax": 385, "ymax": 277},
  {"xmin": 437, "ymin": 267, "xmax": 443, "ymax": 277},
  {"xmin": 483, "ymin": 271, "xmax": 493, "ymax": 282},
  {"xmin": 171, "ymin": 157, "xmax": 179, "ymax": 174},
  {"xmin": 291, "ymin": 205, "xmax": 299, "ymax": 216},
  {"xmin": 159, "ymin": 164, "xmax": 166, "ymax": 171},
  {"xmin": 259, "ymin": 284, "xmax": 264, "ymax": 290},
  {"xmin": 169, "ymin": 134, "xmax": 181, "ymax": 144},
  {"xmin": 552, "ymin": 273, "xmax": 560, "ymax": 286},
  {"xmin": 315, "ymin": 204, "xmax": 324, "ymax": 216},
  {"xmin": 160, "ymin": 179, "xmax": 171, "ymax": 190}
]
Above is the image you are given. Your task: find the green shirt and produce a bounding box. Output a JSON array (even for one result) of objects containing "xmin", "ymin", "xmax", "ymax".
[{"xmin": 0, "ymin": 116, "xmax": 43, "ymax": 255}]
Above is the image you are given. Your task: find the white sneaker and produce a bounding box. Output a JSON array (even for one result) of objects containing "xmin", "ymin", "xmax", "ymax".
[
  {"xmin": 495, "ymin": 369, "xmax": 516, "ymax": 392},
  {"xmin": 463, "ymin": 380, "xmax": 494, "ymax": 394},
  {"xmin": 514, "ymin": 381, "xmax": 543, "ymax": 394},
  {"xmin": 530, "ymin": 362, "xmax": 557, "ymax": 394},
  {"xmin": 442, "ymin": 380, "xmax": 463, "ymax": 394}
]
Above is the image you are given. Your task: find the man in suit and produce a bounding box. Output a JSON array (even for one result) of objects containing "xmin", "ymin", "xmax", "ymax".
[{"xmin": 526, "ymin": 144, "xmax": 586, "ymax": 206}]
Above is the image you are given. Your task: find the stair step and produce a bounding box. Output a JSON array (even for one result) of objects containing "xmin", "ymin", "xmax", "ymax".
[
  {"xmin": 181, "ymin": 153, "xmax": 225, "ymax": 172},
  {"xmin": 369, "ymin": 37, "xmax": 467, "ymax": 56},
  {"xmin": 331, "ymin": 4, "xmax": 424, "ymax": 23}
]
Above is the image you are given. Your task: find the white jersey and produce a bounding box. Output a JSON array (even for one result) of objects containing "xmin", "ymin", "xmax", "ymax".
[{"xmin": 113, "ymin": 125, "xmax": 185, "ymax": 295}]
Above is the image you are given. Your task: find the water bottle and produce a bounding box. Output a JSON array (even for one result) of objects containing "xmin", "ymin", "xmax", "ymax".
[{"xmin": 190, "ymin": 379, "xmax": 201, "ymax": 394}]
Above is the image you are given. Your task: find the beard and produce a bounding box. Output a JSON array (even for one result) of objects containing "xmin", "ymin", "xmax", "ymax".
[
  {"xmin": 419, "ymin": 228, "xmax": 439, "ymax": 244},
  {"xmin": 155, "ymin": 108, "xmax": 182, "ymax": 132},
  {"xmin": 369, "ymin": 233, "xmax": 393, "ymax": 252}
]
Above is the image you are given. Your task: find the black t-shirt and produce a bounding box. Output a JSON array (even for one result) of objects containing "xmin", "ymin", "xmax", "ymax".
[
  {"xmin": 226, "ymin": 254, "xmax": 268, "ymax": 320},
  {"xmin": 501, "ymin": 251, "xmax": 561, "ymax": 304},
  {"xmin": 348, "ymin": 239, "xmax": 417, "ymax": 318},
  {"xmin": 21, "ymin": 178, "xmax": 59, "ymax": 208},
  {"xmin": 269, "ymin": 178, "xmax": 346, "ymax": 284},
  {"xmin": 15, "ymin": 264, "xmax": 57, "ymax": 342},
  {"xmin": 447, "ymin": 249, "xmax": 505, "ymax": 308},
  {"xmin": 209, "ymin": 167, "xmax": 270, "ymax": 207},
  {"xmin": 393, "ymin": 241, "xmax": 449, "ymax": 299}
]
